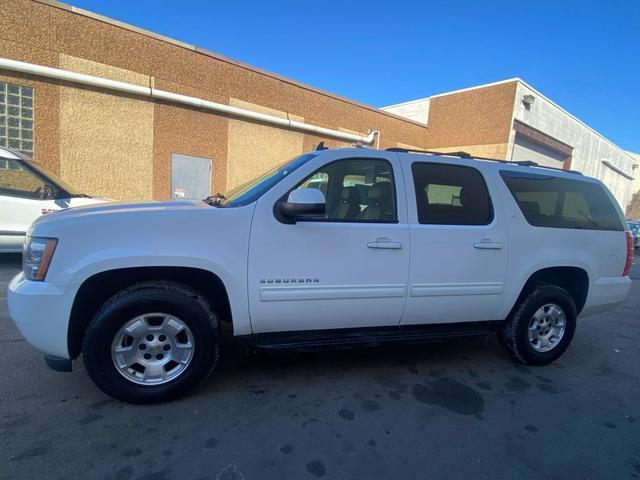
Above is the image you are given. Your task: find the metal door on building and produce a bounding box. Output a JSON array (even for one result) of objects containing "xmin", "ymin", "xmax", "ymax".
[
  {"xmin": 171, "ymin": 154, "xmax": 212, "ymax": 200},
  {"xmin": 511, "ymin": 135, "xmax": 567, "ymax": 168}
]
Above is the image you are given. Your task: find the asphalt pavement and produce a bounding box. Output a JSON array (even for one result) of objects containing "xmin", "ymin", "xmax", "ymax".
[{"xmin": 1, "ymin": 252, "xmax": 639, "ymax": 480}]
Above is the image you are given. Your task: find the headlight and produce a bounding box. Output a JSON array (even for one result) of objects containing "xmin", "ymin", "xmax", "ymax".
[{"xmin": 23, "ymin": 236, "xmax": 58, "ymax": 281}]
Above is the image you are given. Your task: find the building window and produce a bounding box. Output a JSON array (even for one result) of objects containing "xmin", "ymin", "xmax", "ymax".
[{"xmin": 0, "ymin": 81, "xmax": 34, "ymax": 155}]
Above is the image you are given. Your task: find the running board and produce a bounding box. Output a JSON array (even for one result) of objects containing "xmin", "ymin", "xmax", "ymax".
[{"xmin": 241, "ymin": 321, "xmax": 502, "ymax": 352}]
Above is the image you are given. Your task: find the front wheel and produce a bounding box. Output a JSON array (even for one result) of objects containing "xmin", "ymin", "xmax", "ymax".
[
  {"xmin": 83, "ymin": 282, "xmax": 219, "ymax": 403},
  {"xmin": 502, "ymin": 284, "xmax": 577, "ymax": 365}
]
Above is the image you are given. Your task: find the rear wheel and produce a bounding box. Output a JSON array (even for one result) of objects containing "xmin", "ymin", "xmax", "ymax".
[
  {"xmin": 83, "ymin": 282, "xmax": 219, "ymax": 403},
  {"xmin": 502, "ymin": 284, "xmax": 577, "ymax": 365}
]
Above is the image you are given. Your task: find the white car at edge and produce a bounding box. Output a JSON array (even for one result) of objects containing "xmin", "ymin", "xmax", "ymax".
[
  {"xmin": 7, "ymin": 147, "xmax": 633, "ymax": 403},
  {"xmin": 0, "ymin": 146, "xmax": 107, "ymax": 252}
]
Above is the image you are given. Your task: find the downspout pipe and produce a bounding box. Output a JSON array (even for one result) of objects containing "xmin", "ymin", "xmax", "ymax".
[{"xmin": 0, "ymin": 57, "xmax": 378, "ymax": 146}]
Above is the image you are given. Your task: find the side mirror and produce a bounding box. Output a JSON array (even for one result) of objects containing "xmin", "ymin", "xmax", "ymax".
[
  {"xmin": 40, "ymin": 183, "xmax": 57, "ymax": 200},
  {"xmin": 278, "ymin": 188, "xmax": 326, "ymax": 222}
]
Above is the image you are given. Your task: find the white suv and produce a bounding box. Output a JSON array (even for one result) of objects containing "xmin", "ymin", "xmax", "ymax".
[
  {"xmin": 7, "ymin": 147, "xmax": 633, "ymax": 403},
  {"xmin": 0, "ymin": 147, "xmax": 107, "ymax": 252}
]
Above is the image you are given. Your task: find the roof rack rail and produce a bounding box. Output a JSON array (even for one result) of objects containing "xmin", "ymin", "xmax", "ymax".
[
  {"xmin": 385, "ymin": 147, "xmax": 473, "ymax": 158},
  {"xmin": 386, "ymin": 147, "xmax": 583, "ymax": 175}
]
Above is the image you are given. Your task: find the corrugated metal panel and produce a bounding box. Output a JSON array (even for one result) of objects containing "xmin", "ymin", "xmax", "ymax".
[{"xmin": 512, "ymin": 135, "xmax": 566, "ymax": 168}]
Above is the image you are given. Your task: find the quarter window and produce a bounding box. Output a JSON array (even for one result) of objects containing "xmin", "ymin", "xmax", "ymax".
[
  {"xmin": 500, "ymin": 170, "xmax": 623, "ymax": 231},
  {"xmin": 0, "ymin": 81, "xmax": 34, "ymax": 155},
  {"xmin": 411, "ymin": 162, "xmax": 493, "ymax": 225},
  {"xmin": 296, "ymin": 158, "xmax": 397, "ymax": 223}
]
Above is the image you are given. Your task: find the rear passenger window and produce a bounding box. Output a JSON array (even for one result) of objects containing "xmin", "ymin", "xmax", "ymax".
[
  {"xmin": 411, "ymin": 163, "xmax": 493, "ymax": 225},
  {"xmin": 500, "ymin": 170, "xmax": 624, "ymax": 231}
]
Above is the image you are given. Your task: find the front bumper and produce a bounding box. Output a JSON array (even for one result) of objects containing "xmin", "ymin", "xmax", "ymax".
[
  {"xmin": 7, "ymin": 273, "xmax": 75, "ymax": 360},
  {"xmin": 581, "ymin": 276, "xmax": 632, "ymax": 317},
  {"xmin": 44, "ymin": 355, "xmax": 72, "ymax": 372},
  {"xmin": 0, "ymin": 233, "xmax": 25, "ymax": 253}
]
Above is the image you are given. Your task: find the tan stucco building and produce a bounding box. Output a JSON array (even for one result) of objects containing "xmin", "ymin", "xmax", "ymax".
[
  {"xmin": 1, "ymin": 0, "xmax": 636, "ymax": 211},
  {"xmin": 0, "ymin": 0, "xmax": 437, "ymax": 202}
]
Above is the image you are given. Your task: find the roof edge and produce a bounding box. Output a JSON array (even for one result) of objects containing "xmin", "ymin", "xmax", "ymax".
[
  {"xmin": 513, "ymin": 79, "xmax": 637, "ymax": 164},
  {"xmin": 382, "ymin": 78, "xmax": 522, "ymax": 109},
  {"xmin": 32, "ymin": 0, "xmax": 429, "ymax": 129},
  {"xmin": 381, "ymin": 97, "xmax": 431, "ymax": 110},
  {"xmin": 384, "ymin": 76, "xmax": 635, "ymax": 165},
  {"xmin": 429, "ymin": 78, "xmax": 522, "ymax": 99}
]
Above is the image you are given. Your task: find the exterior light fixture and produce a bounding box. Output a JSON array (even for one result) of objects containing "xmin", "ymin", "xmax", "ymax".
[
  {"xmin": 522, "ymin": 94, "xmax": 535, "ymax": 107},
  {"xmin": 522, "ymin": 95, "xmax": 536, "ymax": 107}
]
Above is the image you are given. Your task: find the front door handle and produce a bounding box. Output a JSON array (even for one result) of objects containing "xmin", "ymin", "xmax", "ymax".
[
  {"xmin": 473, "ymin": 241, "xmax": 504, "ymax": 250},
  {"xmin": 368, "ymin": 238, "xmax": 403, "ymax": 249}
]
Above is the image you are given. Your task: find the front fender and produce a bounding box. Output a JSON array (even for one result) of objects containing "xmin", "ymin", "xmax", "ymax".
[{"xmin": 38, "ymin": 204, "xmax": 256, "ymax": 336}]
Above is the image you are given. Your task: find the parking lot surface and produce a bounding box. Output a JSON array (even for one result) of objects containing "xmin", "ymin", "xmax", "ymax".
[{"xmin": 1, "ymin": 253, "xmax": 639, "ymax": 480}]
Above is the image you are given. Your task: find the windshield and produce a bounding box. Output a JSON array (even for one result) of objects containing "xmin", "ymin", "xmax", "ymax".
[
  {"xmin": 221, "ymin": 153, "xmax": 318, "ymax": 207},
  {"xmin": 26, "ymin": 160, "xmax": 84, "ymax": 196}
]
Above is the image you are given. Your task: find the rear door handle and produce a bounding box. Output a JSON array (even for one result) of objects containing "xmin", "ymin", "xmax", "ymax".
[
  {"xmin": 473, "ymin": 241, "xmax": 504, "ymax": 250},
  {"xmin": 368, "ymin": 238, "xmax": 403, "ymax": 249}
]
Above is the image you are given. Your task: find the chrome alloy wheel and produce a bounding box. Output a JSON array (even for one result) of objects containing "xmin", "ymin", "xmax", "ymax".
[
  {"xmin": 111, "ymin": 313, "xmax": 194, "ymax": 385},
  {"xmin": 527, "ymin": 303, "xmax": 566, "ymax": 353}
]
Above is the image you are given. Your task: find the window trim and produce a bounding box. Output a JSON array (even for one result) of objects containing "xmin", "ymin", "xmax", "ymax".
[
  {"xmin": 274, "ymin": 157, "xmax": 399, "ymax": 225},
  {"xmin": 410, "ymin": 161, "xmax": 495, "ymax": 226}
]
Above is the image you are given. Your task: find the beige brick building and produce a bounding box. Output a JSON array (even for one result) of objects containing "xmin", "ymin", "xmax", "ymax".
[
  {"xmin": 384, "ymin": 80, "xmax": 637, "ymax": 211},
  {"xmin": 1, "ymin": 0, "xmax": 636, "ymax": 212}
]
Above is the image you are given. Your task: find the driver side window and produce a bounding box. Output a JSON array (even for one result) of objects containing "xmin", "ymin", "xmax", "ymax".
[
  {"xmin": 297, "ymin": 158, "xmax": 397, "ymax": 223},
  {"xmin": 0, "ymin": 158, "xmax": 48, "ymax": 199}
]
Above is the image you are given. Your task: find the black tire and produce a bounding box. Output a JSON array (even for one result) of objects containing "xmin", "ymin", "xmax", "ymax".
[
  {"xmin": 495, "ymin": 327, "xmax": 508, "ymax": 349},
  {"xmin": 503, "ymin": 284, "xmax": 577, "ymax": 365},
  {"xmin": 83, "ymin": 281, "xmax": 219, "ymax": 403}
]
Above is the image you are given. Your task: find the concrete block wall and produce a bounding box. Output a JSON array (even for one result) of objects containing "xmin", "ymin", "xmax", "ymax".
[{"xmin": 382, "ymin": 99, "xmax": 430, "ymax": 125}]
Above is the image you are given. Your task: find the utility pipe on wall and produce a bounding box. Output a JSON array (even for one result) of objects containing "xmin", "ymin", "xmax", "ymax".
[{"xmin": 0, "ymin": 57, "xmax": 379, "ymax": 147}]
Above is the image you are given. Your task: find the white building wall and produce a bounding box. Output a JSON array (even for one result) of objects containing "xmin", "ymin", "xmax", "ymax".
[
  {"xmin": 512, "ymin": 82, "xmax": 635, "ymax": 208},
  {"xmin": 381, "ymin": 98, "xmax": 430, "ymax": 125},
  {"xmin": 627, "ymin": 151, "xmax": 640, "ymax": 194}
]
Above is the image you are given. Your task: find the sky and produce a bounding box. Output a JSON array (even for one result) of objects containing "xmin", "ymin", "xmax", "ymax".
[{"xmin": 69, "ymin": 0, "xmax": 640, "ymax": 152}]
